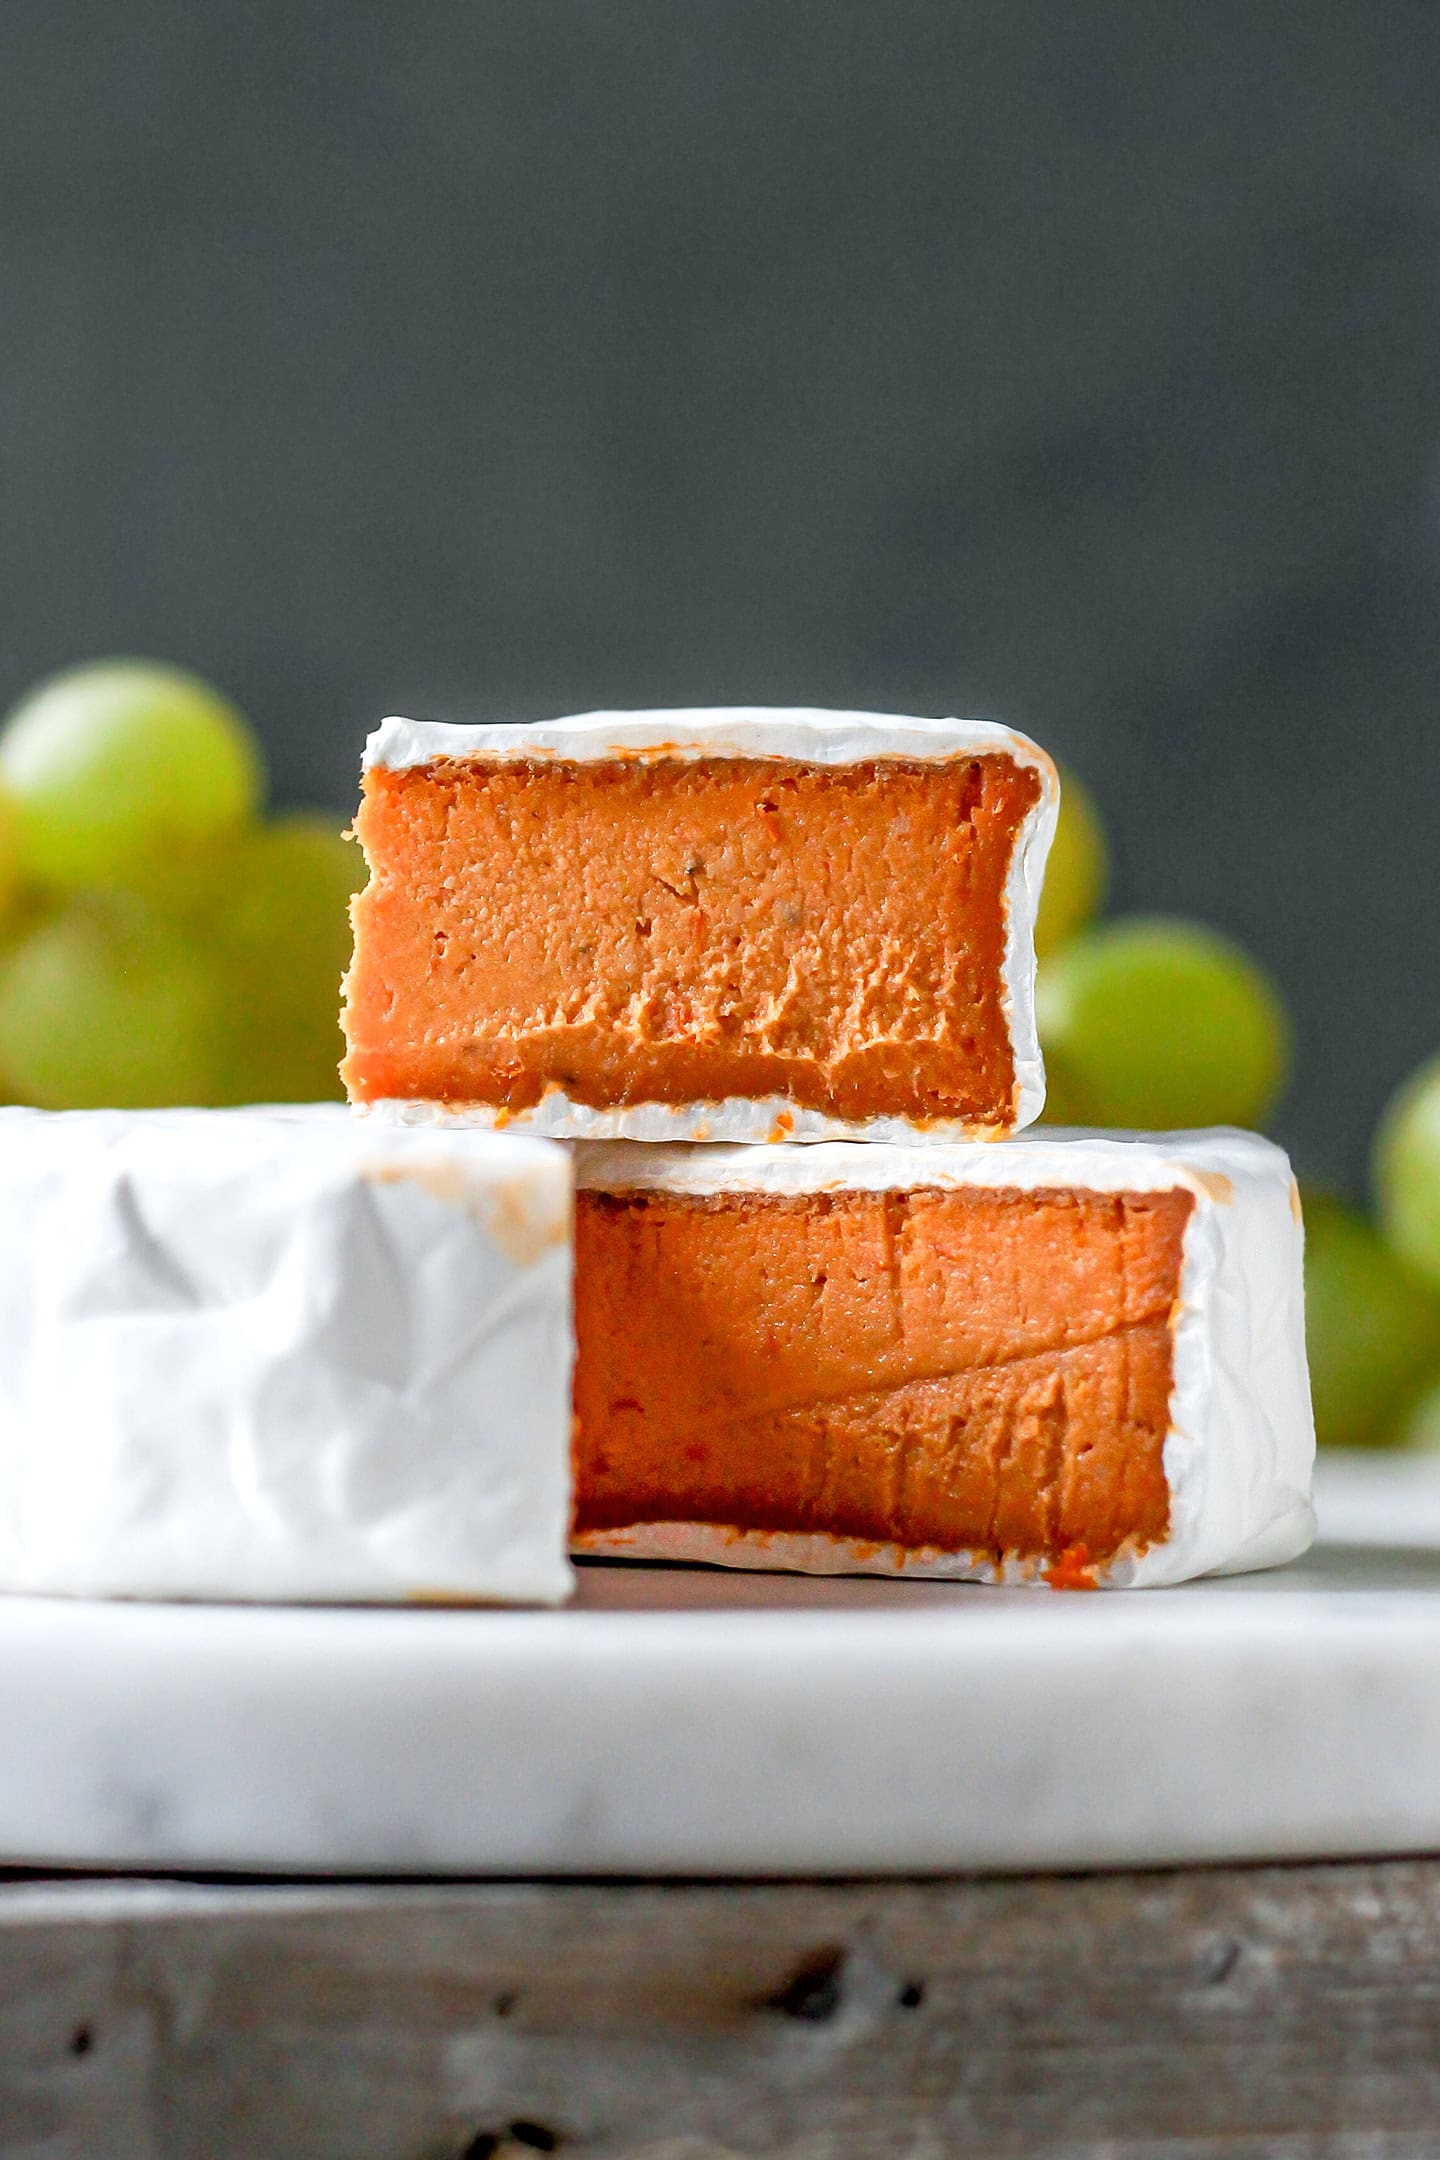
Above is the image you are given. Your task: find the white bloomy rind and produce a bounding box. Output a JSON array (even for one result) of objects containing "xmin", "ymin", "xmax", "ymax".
[
  {"xmin": 359, "ymin": 708, "xmax": 1060, "ymax": 1142},
  {"xmin": 0, "ymin": 1107, "xmax": 575, "ymax": 1605},
  {"xmin": 572, "ymin": 1128, "xmax": 1315, "ymax": 1589}
]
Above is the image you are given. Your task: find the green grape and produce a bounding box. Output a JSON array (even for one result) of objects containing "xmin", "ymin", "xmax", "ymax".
[
  {"xmin": 1036, "ymin": 915, "xmax": 1290, "ymax": 1129},
  {"xmin": 0, "ymin": 785, "xmax": 24, "ymax": 927},
  {"xmin": 1389, "ymin": 1374, "xmax": 1440, "ymax": 1452},
  {"xmin": 0, "ymin": 660, "xmax": 264, "ymax": 891},
  {"xmin": 1035, "ymin": 765, "xmax": 1108, "ymax": 957},
  {"xmin": 1373, "ymin": 1055, "xmax": 1440, "ymax": 1294},
  {"xmin": 213, "ymin": 814, "xmax": 365, "ymax": 1103},
  {"xmin": 0, "ymin": 893, "xmax": 221, "ymax": 1108},
  {"xmin": 1303, "ymin": 1191, "xmax": 1440, "ymax": 1449},
  {"xmin": 1035, "ymin": 1056, "xmax": 1087, "ymax": 1127},
  {"xmin": 112, "ymin": 832, "xmax": 248, "ymax": 922}
]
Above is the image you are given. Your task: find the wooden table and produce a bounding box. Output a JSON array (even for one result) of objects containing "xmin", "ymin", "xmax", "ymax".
[
  {"xmin": 9, "ymin": 1464, "xmax": 1440, "ymax": 2154},
  {"xmin": 5, "ymin": 1859, "xmax": 1440, "ymax": 2157}
]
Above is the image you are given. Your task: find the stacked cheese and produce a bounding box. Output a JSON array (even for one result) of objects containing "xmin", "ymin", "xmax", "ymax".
[
  {"xmin": 0, "ymin": 711, "xmax": 1314, "ymax": 1603},
  {"xmin": 343, "ymin": 709, "xmax": 1313, "ymax": 1592}
]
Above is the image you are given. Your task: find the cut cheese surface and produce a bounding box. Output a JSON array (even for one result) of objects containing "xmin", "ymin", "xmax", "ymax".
[
  {"xmin": 575, "ymin": 1182, "xmax": 1189, "ymax": 1570},
  {"xmin": 571, "ymin": 1132, "xmax": 1316, "ymax": 1588},
  {"xmin": 343, "ymin": 710, "xmax": 1057, "ymax": 1142}
]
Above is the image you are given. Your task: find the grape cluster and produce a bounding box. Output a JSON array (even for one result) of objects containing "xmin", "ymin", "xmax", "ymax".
[
  {"xmin": 0, "ymin": 661, "xmax": 362, "ymax": 1109},
  {"xmin": 1037, "ymin": 766, "xmax": 1440, "ymax": 1452}
]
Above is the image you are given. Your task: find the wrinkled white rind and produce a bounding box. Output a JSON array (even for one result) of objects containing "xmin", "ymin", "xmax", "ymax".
[
  {"xmin": 573, "ymin": 1128, "xmax": 1316, "ymax": 1589},
  {"xmin": 358, "ymin": 709, "xmax": 1059, "ymax": 1140},
  {"xmin": 0, "ymin": 1106, "xmax": 575, "ymax": 1605}
]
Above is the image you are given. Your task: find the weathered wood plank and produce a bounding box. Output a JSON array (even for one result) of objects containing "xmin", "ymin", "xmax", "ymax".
[{"xmin": 4, "ymin": 1863, "xmax": 1440, "ymax": 2158}]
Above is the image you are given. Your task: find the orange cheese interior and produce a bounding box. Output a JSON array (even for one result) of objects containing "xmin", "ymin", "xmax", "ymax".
[
  {"xmin": 573, "ymin": 1183, "xmax": 1193, "ymax": 1568},
  {"xmin": 342, "ymin": 754, "xmax": 1041, "ymax": 1125}
]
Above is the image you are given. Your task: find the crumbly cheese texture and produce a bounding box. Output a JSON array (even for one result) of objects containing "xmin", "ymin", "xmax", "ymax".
[
  {"xmin": 346, "ymin": 709, "xmax": 1058, "ymax": 1142},
  {"xmin": 0, "ymin": 1107, "xmax": 574, "ymax": 1604},
  {"xmin": 571, "ymin": 1129, "xmax": 1315, "ymax": 1588}
]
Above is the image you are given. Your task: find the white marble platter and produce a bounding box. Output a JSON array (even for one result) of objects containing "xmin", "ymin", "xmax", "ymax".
[{"xmin": 0, "ymin": 1453, "xmax": 1436, "ymax": 1877}]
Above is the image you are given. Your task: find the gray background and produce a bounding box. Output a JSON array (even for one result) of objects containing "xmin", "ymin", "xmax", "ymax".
[{"xmin": 0, "ymin": 1, "xmax": 1435, "ymax": 1186}]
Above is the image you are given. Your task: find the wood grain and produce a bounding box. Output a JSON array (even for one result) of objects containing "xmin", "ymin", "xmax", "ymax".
[{"xmin": 4, "ymin": 1862, "xmax": 1440, "ymax": 2158}]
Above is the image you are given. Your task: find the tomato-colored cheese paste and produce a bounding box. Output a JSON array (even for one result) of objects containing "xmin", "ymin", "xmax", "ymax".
[
  {"xmin": 572, "ymin": 1182, "xmax": 1193, "ymax": 1568},
  {"xmin": 343, "ymin": 755, "xmax": 1041, "ymax": 1127}
]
